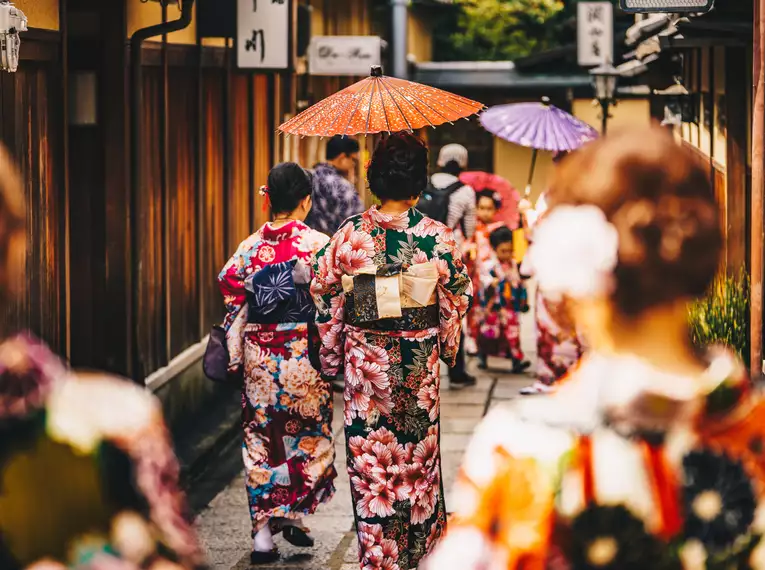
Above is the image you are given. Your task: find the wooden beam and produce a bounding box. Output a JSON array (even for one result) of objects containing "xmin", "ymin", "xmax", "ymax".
[
  {"xmin": 726, "ymin": 46, "xmax": 748, "ymax": 271},
  {"xmin": 751, "ymin": 0, "xmax": 764, "ymax": 376}
]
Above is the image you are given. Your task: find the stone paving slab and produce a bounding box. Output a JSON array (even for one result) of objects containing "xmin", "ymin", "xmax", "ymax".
[{"xmin": 440, "ymin": 388, "xmax": 491, "ymax": 405}]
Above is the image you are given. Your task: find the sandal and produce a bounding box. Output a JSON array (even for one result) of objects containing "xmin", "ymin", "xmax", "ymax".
[
  {"xmin": 284, "ymin": 526, "xmax": 315, "ymax": 548},
  {"xmin": 250, "ymin": 548, "xmax": 280, "ymax": 565}
]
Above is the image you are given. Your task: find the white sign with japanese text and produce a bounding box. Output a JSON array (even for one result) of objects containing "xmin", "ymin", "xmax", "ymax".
[
  {"xmin": 577, "ymin": 1, "xmax": 613, "ymax": 67},
  {"xmin": 237, "ymin": 0, "xmax": 290, "ymax": 70},
  {"xmin": 308, "ymin": 36, "xmax": 382, "ymax": 76}
]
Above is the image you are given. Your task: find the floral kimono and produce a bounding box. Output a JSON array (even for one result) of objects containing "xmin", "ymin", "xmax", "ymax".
[
  {"xmin": 535, "ymin": 290, "xmax": 585, "ymax": 385},
  {"xmin": 218, "ymin": 220, "xmax": 336, "ymax": 536},
  {"xmin": 311, "ymin": 207, "xmax": 472, "ymax": 570},
  {"xmin": 521, "ymin": 211, "xmax": 584, "ymax": 386},
  {"xmin": 426, "ymin": 349, "xmax": 765, "ymax": 570},
  {"xmin": 0, "ymin": 335, "xmax": 203, "ymax": 570},
  {"xmin": 464, "ymin": 220, "xmax": 504, "ymax": 351},
  {"xmin": 474, "ymin": 257, "xmax": 526, "ymax": 362}
]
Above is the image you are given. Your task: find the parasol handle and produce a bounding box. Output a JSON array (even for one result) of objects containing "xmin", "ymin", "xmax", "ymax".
[
  {"xmin": 526, "ymin": 148, "xmax": 538, "ymax": 196},
  {"xmin": 371, "ymin": 65, "xmax": 383, "ymax": 77}
]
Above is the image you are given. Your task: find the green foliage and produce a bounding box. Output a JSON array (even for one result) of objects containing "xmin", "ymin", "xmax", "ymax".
[
  {"xmin": 688, "ymin": 269, "xmax": 750, "ymax": 366},
  {"xmin": 432, "ymin": 0, "xmax": 620, "ymax": 62},
  {"xmin": 450, "ymin": 0, "xmax": 566, "ymax": 61}
]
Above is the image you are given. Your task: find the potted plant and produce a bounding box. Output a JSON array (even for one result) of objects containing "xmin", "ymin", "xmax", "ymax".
[{"xmin": 688, "ymin": 269, "xmax": 750, "ymax": 367}]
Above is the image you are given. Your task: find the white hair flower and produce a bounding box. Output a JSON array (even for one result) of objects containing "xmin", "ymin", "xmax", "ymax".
[{"xmin": 526, "ymin": 205, "xmax": 619, "ymax": 300}]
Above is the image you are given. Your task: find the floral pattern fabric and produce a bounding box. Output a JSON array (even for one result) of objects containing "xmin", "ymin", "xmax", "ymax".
[
  {"xmin": 305, "ymin": 163, "xmax": 364, "ymax": 236},
  {"xmin": 425, "ymin": 349, "xmax": 765, "ymax": 570},
  {"xmin": 520, "ymin": 221, "xmax": 584, "ymax": 385},
  {"xmin": 218, "ymin": 220, "xmax": 336, "ymax": 535},
  {"xmin": 0, "ymin": 335, "xmax": 203, "ymax": 570},
  {"xmin": 311, "ymin": 207, "xmax": 473, "ymax": 570},
  {"xmin": 464, "ymin": 220, "xmax": 504, "ymax": 351},
  {"xmin": 474, "ymin": 257, "xmax": 525, "ymax": 362},
  {"xmin": 535, "ymin": 289, "xmax": 584, "ymax": 385}
]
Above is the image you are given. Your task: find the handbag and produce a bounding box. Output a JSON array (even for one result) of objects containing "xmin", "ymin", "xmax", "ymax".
[{"xmin": 203, "ymin": 325, "xmax": 241, "ymax": 384}]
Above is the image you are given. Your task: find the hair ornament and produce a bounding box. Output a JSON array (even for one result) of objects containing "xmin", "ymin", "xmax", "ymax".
[{"xmin": 527, "ymin": 205, "xmax": 619, "ymax": 301}]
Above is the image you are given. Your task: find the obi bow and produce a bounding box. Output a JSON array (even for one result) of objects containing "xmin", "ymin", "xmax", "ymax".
[
  {"xmin": 245, "ymin": 260, "xmax": 311, "ymax": 315},
  {"xmin": 342, "ymin": 261, "xmax": 439, "ymax": 322}
]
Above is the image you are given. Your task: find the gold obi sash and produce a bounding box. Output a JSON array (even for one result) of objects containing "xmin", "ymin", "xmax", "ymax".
[{"xmin": 342, "ymin": 262, "xmax": 440, "ymax": 328}]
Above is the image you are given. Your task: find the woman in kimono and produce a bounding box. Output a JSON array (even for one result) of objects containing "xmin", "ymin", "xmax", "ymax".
[
  {"xmin": 520, "ymin": 182, "xmax": 584, "ymax": 395},
  {"xmin": 0, "ymin": 146, "xmax": 204, "ymax": 570},
  {"xmin": 311, "ymin": 132, "xmax": 472, "ymax": 570},
  {"xmin": 463, "ymin": 189, "xmax": 505, "ymax": 355},
  {"xmin": 426, "ymin": 128, "xmax": 765, "ymax": 570},
  {"xmin": 218, "ymin": 163, "xmax": 336, "ymax": 565}
]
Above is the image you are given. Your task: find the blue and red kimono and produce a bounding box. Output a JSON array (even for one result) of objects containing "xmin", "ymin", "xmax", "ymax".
[{"xmin": 218, "ymin": 220, "xmax": 336, "ymax": 535}]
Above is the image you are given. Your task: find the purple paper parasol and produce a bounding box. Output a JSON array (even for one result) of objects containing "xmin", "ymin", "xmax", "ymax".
[
  {"xmin": 479, "ymin": 99, "xmax": 598, "ymax": 152},
  {"xmin": 480, "ymin": 98, "xmax": 598, "ymax": 198}
]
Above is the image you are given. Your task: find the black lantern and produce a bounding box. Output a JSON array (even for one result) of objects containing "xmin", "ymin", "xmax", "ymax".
[{"xmin": 590, "ymin": 62, "xmax": 619, "ymax": 134}]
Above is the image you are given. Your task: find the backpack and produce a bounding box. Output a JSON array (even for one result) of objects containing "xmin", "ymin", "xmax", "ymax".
[{"xmin": 417, "ymin": 180, "xmax": 464, "ymax": 226}]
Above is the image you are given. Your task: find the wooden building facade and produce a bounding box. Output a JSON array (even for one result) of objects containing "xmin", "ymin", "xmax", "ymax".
[{"xmin": 1, "ymin": 0, "xmax": 379, "ymax": 404}]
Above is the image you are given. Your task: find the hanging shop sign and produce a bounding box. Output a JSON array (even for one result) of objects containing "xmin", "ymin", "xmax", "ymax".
[
  {"xmin": 577, "ymin": 2, "xmax": 613, "ymax": 67},
  {"xmin": 237, "ymin": 0, "xmax": 291, "ymax": 70},
  {"xmin": 619, "ymin": 0, "xmax": 714, "ymax": 13},
  {"xmin": 308, "ymin": 36, "xmax": 382, "ymax": 76}
]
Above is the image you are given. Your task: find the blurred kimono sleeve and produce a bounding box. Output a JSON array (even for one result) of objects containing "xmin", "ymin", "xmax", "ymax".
[{"xmin": 436, "ymin": 229, "xmax": 474, "ymax": 366}]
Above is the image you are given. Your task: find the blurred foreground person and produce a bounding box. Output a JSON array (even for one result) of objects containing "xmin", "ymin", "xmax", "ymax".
[
  {"xmin": 218, "ymin": 163, "xmax": 336, "ymax": 565},
  {"xmin": 520, "ymin": 154, "xmax": 585, "ymax": 396},
  {"xmin": 0, "ymin": 151, "xmax": 203, "ymax": 568},
  {"xmin": 312, "ymin": 133, "xmax": 472, "ymax": 570},
  {"xmin": 426, "ymin": 128, "xmax": 765, "ymax": 569}
]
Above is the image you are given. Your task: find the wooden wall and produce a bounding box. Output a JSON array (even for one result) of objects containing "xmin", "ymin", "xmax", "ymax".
[
  {"xmin": 0, "ymin": 30, "xmax": 65, "ymax": 351},
  {"xmin": 131, "ymin": 43, "xmax": 278, "ymax": 379}
]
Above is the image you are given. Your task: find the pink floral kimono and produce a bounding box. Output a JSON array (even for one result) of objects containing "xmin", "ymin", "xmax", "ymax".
[
  {"xmin": 311, "ymin": 207, "xmax": 473, "ymax": 570},
  {"xmin": 218, "ymin": 220, "xmax": 337, "ymax": 536}
]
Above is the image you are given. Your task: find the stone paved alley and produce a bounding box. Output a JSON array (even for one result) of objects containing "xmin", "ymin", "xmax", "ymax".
[
  {"xmin": 194, "ymin": 307, "xmax": 537, "ymax": 570},
  {"xmin": 195, "ymin": 361, "xmax": 533, "ymax": 570}
]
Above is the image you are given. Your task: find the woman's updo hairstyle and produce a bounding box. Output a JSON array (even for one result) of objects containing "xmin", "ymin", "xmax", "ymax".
[
  {"xmin": 367, "ymin": 132, "xmax": 428, "ymax": 201},
  {"xmin": 266, "ymin": 162, "xmax": 313, "ymax": 214},
  {"xmin": 548, "ymin": 127, "xmax": 721, "ymax": 317}
]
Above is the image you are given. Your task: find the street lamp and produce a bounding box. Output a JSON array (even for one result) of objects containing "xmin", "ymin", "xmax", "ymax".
[{"xmin": 590, "ymin": 62, "xmax": 619, "ymax": 134}]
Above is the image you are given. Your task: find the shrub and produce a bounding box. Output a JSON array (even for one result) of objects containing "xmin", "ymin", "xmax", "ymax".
[{"xmin": 688, "ymin": 269, "xmax": 750, "ymax": 367}]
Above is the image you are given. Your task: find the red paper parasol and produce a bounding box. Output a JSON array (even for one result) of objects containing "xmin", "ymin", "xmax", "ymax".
[
  {"xmin": 460, "ymin": 171, "xmax": 521, "ymax": 229},
  {"xmin": 279, "ymin": 66, "xmax": 484, "ymax": 137}
]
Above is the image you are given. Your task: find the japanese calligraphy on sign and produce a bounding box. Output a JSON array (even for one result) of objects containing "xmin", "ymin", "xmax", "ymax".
[
  {"xmin": 577, "ymin": 1, "xmax": 613, "ymax": 67},
  {"xmin": 237, "ymin": 0, "xmax": 290, "ymax": 70}
]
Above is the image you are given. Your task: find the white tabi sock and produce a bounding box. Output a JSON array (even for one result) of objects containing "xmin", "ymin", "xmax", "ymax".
[{"xmin": 253, "ymin": 524, "xmax": 275, "ymax": 552}]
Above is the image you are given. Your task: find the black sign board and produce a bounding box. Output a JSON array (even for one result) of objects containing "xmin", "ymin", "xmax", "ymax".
[{"xmin": 619, "ymin": 0, "xmax": 714, "ymax": 13}]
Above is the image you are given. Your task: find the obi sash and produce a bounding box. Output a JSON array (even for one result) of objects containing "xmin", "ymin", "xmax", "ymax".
[
  {"xmin": 245, "ymin": 260, "xmax": 314, "ymax": 324},
  {"xmin": 342, "ymin": 261, "xmax": 440, "ymax": 330}
]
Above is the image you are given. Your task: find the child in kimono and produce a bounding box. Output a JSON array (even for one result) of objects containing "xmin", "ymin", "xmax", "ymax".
[
  {"xmin": 474, "ymin": 226, "xmax": 530, "ymax": 373},
  {"xmin": 464, "ymin": 189, "xmax": 505, "ymax": 354}
]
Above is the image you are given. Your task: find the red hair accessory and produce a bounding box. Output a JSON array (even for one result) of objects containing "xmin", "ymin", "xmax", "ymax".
[{"xmin": 259, "ymin": 185, "xmax": 270, "ymax": 213}]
